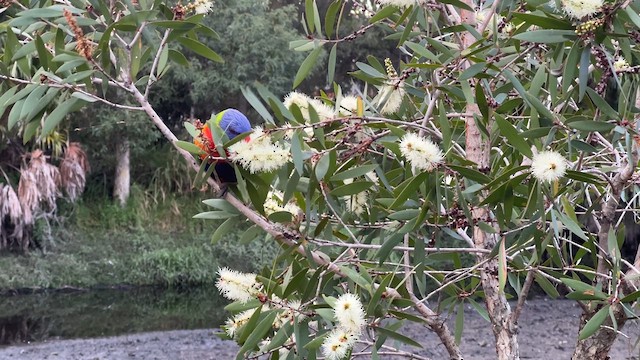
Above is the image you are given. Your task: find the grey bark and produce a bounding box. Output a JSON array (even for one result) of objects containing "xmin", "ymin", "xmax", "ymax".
[{"xmin": 113, "ymin": 137, "xmax": 130, "ymax": 207}]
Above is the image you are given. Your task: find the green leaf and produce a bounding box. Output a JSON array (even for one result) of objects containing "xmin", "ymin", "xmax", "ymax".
[
  {"xmin": 175, "ymin": 140, "xmax": 205, "ymax": 155},
  {"xmin": 193, "ymin": 211, "xmax": 238, "ymax": 220},
  {"xmin": 578, "ymin": 305, "xmax": 610, "ymax": 340},
  {"xmin": 71, "ymin": 92, "xmax": 98, "ymax": 103},
  {"xmin": 535, "ymin": 273, "xmax": 559, "ymax": 298},
  {"xmin": 27, "ymin": 88, "xmax": 59, "ymax": 122},
  {"xmin": 168, "ymin": 49, "xmax": 190, "ymax": 66},
  {"xmin": 241, "ymin": 87, "xmax": 274, "ymax": 125},
  {"xmin": 19, "ymin": 86, "xmax": 47, "ymax": 122},
  {"xmin": 327, "ymin": 44, "xmax": 337, "ymax": 85},
  {"xmin": 513, "ymin": 30, "xmax": 576, "ymax": 43},
  {"xmin": 460, "ymin": 62, "xmax": 485, "ymax": 81},
  {"xmin": 211, "ymin": 218, "xmax": 236, "ymax": 244},
  {"xmin": 554, "ymin": 210, "xmax": 589, "ymax": 241},
  {"xmin": 495, "ymin": 117, "xmax": 532, "ymax": 158},
  {"xmin": 0, "ymin": 87, "xmax": 18, "ymax": 120},
  {"xmin": 511, "ymin": 13, "xmax": 574, "ymax": 30},
  {"xmin": 561, "ymin": 278, "xmax": 605, "ymax": 298},
  {"xmin": 578, "ymin": 46, "xmax": 590, "ymax": 101},
  {"xmin": 330, "ymin": 181, "xmax": 373, "ymax": 196},
  {"xmin": 339, "ymin": 265, "xmax": 370, "ymax": 290},
  {"xmin": 586, "ymin": 88, "xmax": 619, "ymax": 120},
  {"xmin": 389, "ymin": 172, "xmax": 430, "ymax": 209},
  {"xmin": 369, "ymin": 5, "xmax": 398, "ymax": 23},
  {"xmin": 305, "ymin": 0, "xmax": 315, "ymax": 33},
  {"xmin": 177, "ymin": 37, "xmax": 223, "ymax": 63},
  {"xmin": 8, "ymin": 99, "xmax": 25, "ymax": 131},
  {"xmin": 565, "ymin": 170, "xmax": 603, "ymax": 185},
  {"xmin": 239, "ymin": 224, "xmax": 262, "ymax": 245},
  {"xmin": 374, "ymin": 325, "xmax": 423, "ymax": 348},
  {"xmin": 331, "ymin": 164, "xmax": 379, "ymax": 181},
  {"xmin": 448, "ymin": 165, "xmax": 491, "ymax": 184},
  {"xmin": 315, "ymin": 152, "xmax": 331, "ymax": 180},
  {"xmin": 41, "ymin": 97, "xmax": 80, "ymax": 138},
  {"xmin": 202, "ymin": 198, "xmax": 240, "ymax": 213},
  {"xmin": 455, "ymin": 301, "xmax": 464, "ymax": 344},
  {"xmin": 566, "ymin": 120, "xmax": 615, "ymax": 132},
  {"xmin": 324, "ymin": 0, "xmax": 341, "ymax": 38},
  {"xmin": 293, "ymin": 47, "xmax": 322, "ymax": 89},
  {"xmin": 291, "ymin": 134, "xmax": 304, "ymax": 175}
]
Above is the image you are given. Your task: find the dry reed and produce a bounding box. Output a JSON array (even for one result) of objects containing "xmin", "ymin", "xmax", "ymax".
[
  {"xmin": 60, "ymin": 142, "xmax": 90, "ymax": 202},
  {"xmin": 0, "ymin": 183, "xmax": 23, "ymax": 250},
  {"xmin": 18, "ymin": 150, "xmax": 61, "ymax": 225}
]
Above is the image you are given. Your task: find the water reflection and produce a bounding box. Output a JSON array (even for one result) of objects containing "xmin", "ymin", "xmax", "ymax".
[{"xmin": 0, "ymin": 287, "xmax": 228, "ymax": 346}]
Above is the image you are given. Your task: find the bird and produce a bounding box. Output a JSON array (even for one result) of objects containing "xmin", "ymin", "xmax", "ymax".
[{"xmin": 193, "ymin": 109, "xmax": 251, "ymax": 184}]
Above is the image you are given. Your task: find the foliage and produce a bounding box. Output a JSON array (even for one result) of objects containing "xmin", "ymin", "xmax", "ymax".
[
  {"xmin": 158, "ymin": 0, "xmax": 313, "ymax": 121},
  {"xmin": 3, "ymin": 0, "xmax": 640, "ymax": 358},
  {"xmin": 0, "ymin": 194, "xmax": 279, "ymax": 289}
]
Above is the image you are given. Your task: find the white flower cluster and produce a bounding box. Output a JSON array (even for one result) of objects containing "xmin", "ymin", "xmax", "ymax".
[
  {"xmin": 530, "ymin": 150, "xmax": 568, "ymax": 183},
  {"xmin": 224, "ymin": 308, "xmax": 256, "ymax": 337},
  {"xmin": 377, "ymin": 0, "xmax": 415, "ymax": 8},
  {"xmin": 229, "ymin": 127, "xmax": 290, "ymax": 173},
  {"xmin": 191, "ymin": 0, "xmax": 213, "ymax": 14},
  {"xmin": 613, "ymin": 57, "xmax": 631, "ymax": 72},
  {"xmin": 215, "ymin": 267, "xmax": 261, "ymax": 303},
  {"xmin": 321, "ymin": 293, "xmax": 366, "ymax": 360},
  {"xmin": 283, "ymin": 92, "xmax": 334, "ymax": 137},
  {"xmin": 399, "ymin": 133, "xmax": 443, "ymax": 172},
  {"xmin": 263, "ymin": 190, "xmax": 302, "ymax": 218},
  {"xmin": 342, "ymin": 172, "xmax": 378, "ymax": 216},
  {"xmin": 559, "ymin": 0, "xmax": 603, "ymax": 19},
  {"xmin": 376, "ymin": 83, "xmax": 405, "ymax": 114},
  {"xmin": 272, "ymin": 297, "xmax": 305, "ymax": 329},
  {"xmin": 337, "ymin": 95, "xmax": 360, "ymax": 116},
  {"xmin": 476, "ymin": 10, "xmax": 514, "ymax": 38}
]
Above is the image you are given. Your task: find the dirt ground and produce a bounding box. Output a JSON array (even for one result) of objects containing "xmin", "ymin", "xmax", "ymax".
[{"xmin": 0, "ymin": 298, "xmax": 638, "ymax": 360}]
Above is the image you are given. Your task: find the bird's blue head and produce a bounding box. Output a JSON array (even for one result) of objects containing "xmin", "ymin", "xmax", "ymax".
[{"xmin": 216, "ymin": 109, "xmax": 252, "ymax": 139}]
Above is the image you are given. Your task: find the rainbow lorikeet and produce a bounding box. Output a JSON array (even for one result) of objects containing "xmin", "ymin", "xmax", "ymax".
[{"xmin": 193, "ymin": 109, "xmax": 251, "ymax": 183}]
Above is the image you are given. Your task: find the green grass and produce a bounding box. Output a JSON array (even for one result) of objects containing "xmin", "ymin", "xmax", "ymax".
[{"xmin": 0, "ymin": 190, "xmax": 279, "ymax": 291}]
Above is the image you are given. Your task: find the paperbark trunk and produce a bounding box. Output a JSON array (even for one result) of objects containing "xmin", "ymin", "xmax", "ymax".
[{"xmin": 113, "ymin": 137, "xmax": 130, "ymax": 207}]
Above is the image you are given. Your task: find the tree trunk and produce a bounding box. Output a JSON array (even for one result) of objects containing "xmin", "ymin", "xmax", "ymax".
[
  {"xmin": 458, "ymin": 4, "xmax": 520, "ymax": 358},
  {"xmin": 572, "ymin": 304, "xmax": 626, "ymax": 360},
  {"xmin": 113, "ymin": 137, "xmax": 130, "ymax": 207},
  {"xmin": 572, "ymin": 86, "xmax": 640, "ymax": 359}
]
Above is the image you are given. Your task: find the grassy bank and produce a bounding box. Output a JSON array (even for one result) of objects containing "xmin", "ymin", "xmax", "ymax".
[{"xmin": 0, "ymin": 189, "xmax": 279, "ymax": 291}]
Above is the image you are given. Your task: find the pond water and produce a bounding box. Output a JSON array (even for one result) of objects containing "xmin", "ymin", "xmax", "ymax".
[{"xmin": 0, "ymin": 286, "xmax": 228, "ymax": 346}]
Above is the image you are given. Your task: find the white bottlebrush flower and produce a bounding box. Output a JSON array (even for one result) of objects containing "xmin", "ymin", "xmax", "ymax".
[
  {"xmin": 191, "ymin": 0, "xmax": 213, "ymax": 14},
  {"xmin": 334, "ymin": 293, "xmax": 366, "ymax": 333},
  {"xmin": 530, "ymin": 150, "xmax": 568, "ymax": 183},
  {"xmin": 345, "ymin": 192, "xmax": 368, "ymax": 216},
  {"xmin": 377, "ymin": 0, "xmax": 415, "ymax": 8},
  {"xmin": 365, "ymin": 171, "xmax": 379, "ymax": 184},
  {"xmin": 263, "ymin": 190, "xmax": 302, "ymax": 218},
  {"xmin": 338, "ymin": 95, "xmax": 360, "ymax": 116},
  {"xmin": 284, "ymin": 91, "xmax": 334, "ymax": 121},
  {"xmin": 377, "ymin": 83, "xmax": 405, "ymax": 114},
  {"xmin": 274, "ymin": 299, "xmax": 305, "ymax": 328},
  {"xmin": 613, "ymin": 57, "xmax": 630, "ymax": 72},
  {"xmin": 560, "ymin": 0, "xmax": 603, "ymax": 19},
  {"xmin": 224, "ymin": 308, "xmax": 255, "ymax": 337},
  {"xmin": 321, "ymin": 328, "xmax": 358, "ymax": 360},
  {"xmin": 229, "ymin": 127, "xmax": 291, "ymax": 173},
  {"xmin": 283, "ymin": 91, "xmax": 334, "ymax": 138},
  {"xmin": 215, "ymin": 267, "xmax": 260, "ymax": 303},
  {"xmin": 399, "ymin": 133, "xmax": 443, "ymax": 172}
]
